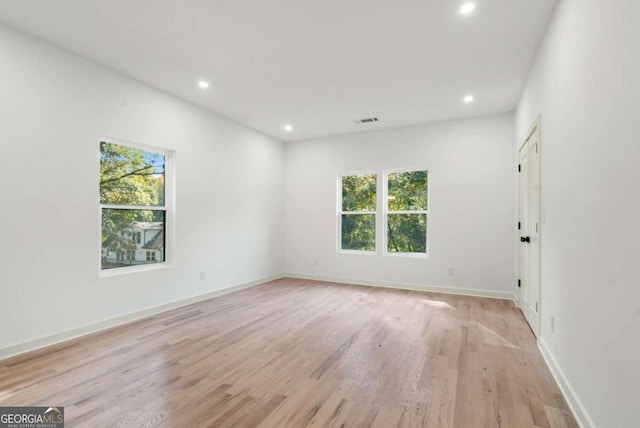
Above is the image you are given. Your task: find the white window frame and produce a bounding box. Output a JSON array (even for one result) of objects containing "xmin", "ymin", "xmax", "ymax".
[
  {"xmin": 383, "ymin": 167, "xmax": 429, "ymax": 258},
  {"xmin": 99, "ymin": 136, "xmax": 175, "ymax": 277},
  {"xmin": 336, "ymin": 171, "xmax": 379, "ymax": 255}
]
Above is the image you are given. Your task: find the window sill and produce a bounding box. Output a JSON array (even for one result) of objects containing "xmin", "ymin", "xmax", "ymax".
[
  {"xmin": 337, "ymin": 250, "xmax": 378, "ymax": 256},
  {"xmin": 384, "ymin": 252, "xmax": 429, "ymax": 259},
  {"xmin": 99, "ymin": 262, "xmax": 173, "ymax": 278}
]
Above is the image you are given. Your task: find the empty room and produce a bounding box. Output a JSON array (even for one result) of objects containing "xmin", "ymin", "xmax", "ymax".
[{"xmin": 0, "ymin": 0, "xmax": 637, "ymax": 427}]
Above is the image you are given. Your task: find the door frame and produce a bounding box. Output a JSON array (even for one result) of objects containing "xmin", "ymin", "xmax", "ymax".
[{"xmin": 518, "ymin": 116, "xmax": 542, "ymax": 336}]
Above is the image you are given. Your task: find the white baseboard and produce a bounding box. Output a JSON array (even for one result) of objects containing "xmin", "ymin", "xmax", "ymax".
[
  {"xmin": 284, "ymin": 273, "xmax": 516, "ymax": 301},
  {"xmin": 538, "ymin": 338, "xmax": 596, "ymax": 428},
  {"xmin": 0, "ymin": 274, "xmax": 283, "ymax": 361}
]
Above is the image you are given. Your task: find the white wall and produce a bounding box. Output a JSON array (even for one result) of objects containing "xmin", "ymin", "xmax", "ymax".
[
  {"xmin": 0, "ymin": 25, "xmax": 284, "ymax": 352},
  {"xmin": 284, "ymin": 114, "xmax": 516, "ymax": 295},
  {"xmin": 516, "ymin": 1, "xmax": 640, "ymax": 426}
]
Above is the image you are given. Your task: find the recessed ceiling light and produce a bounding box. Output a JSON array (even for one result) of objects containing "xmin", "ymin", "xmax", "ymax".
[
  {"xmin": 460, "ymin": 2, "xmax": 476, "ymax": 15},
  {"xmin": 198, "ymin": 80, "xmax": 209, "ymax": 89},
  {"xmin": 284, "ymin": 124, "xmax": 293, "ymax": 132},
  {"xmin": 464, "ymin": 95, "xmax": 475, "ymax": 103}
]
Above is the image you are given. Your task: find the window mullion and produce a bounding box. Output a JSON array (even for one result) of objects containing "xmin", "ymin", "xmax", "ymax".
[
  {"xmin": 387, "ymin": 211, "xmax": 428, "ymax": 216},
  {"xmin": 340, "ymin": 211, "xmax": 375, "ymax": 215},
  {"xmin": 100, "ymin": 204, "xmax": 167, "ymax": 211}
]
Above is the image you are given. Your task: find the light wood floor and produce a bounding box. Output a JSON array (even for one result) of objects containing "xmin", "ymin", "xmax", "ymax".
[{"xmin": 0, "ymin": 278, "xmax": 577, "ymax": 427}]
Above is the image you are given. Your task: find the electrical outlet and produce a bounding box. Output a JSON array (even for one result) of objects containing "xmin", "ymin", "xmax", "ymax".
[
  {"xmin": 448, "ymin": 267, "xmax": 454, "ymax": 276},
  {"xmin": 200, "ymin": 271, "xmax": 206, "ymax": 281},
  {"xmin": 550, "ymin": 315, "xmax": 555, "ymax": 333}
]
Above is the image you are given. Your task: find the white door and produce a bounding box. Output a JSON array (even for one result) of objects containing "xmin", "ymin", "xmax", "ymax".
[
  {"xmin": 518, "ymin": 144, "xmax": 529, "ymax": 316},
  {"xmin": 518, "ymin": 122, "xmax": 541, "ymax": 336},
  {"xmin": 528, "ymin": 134, "xmax": 541, "ymax": 334}
]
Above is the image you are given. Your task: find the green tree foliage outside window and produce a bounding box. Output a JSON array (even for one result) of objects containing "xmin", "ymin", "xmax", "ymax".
[
  {"xmin": 100, "ymin": 142, "xmax": 166, "ymax": 270},
  {"xmin": 387, "ymin": 170, "xmax": 428, "ymax": 253},
  {"xmin": 341, "ymin": 174, "xmax": 377, "ymax": 251}
]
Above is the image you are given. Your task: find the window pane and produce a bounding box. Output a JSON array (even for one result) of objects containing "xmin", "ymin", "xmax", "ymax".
[
  {"xmin": 387, "ymin": 213, "xmax": 426, "ymax": 253},
  {"xmin": 100, "ymin": 142, "xmax": 165, "ymax": 206},
  {"xmin": 341, "ymin": 214, "xmax": 375, "ymax": 251},
  {"xmin": 388, "ymin": 170, "xmax": 427, "ymax": 211},
  {"xmin": 101, "ymin": 209, "xmax": 165, "ymax": 270},
  {"xmin": 342, "ymin": 174, "xmax": 377, "ymax": 212}
]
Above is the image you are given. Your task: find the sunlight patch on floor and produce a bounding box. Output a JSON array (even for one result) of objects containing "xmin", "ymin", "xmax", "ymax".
[
  {"xmin": 474, "ymin": 322, "xmax": 517, "ymax": 348},
  {"xmin": 421, "ymin": 299, "xmax": 454, "ymax": 309}
]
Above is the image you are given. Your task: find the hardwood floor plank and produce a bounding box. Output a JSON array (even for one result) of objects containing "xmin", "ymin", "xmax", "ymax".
[{"xmin": 0, "ymin": 278, "xmax": 577, "ymax": 427}]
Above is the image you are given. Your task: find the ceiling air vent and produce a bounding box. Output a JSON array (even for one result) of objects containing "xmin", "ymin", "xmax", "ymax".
[{"xmin": 355, "ymin": 117, "xmax": 379, "ymax": 124}]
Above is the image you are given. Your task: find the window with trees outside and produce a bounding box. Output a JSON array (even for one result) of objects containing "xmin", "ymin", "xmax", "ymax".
[
  {"xmin": 99, "ymin": 140, "xmax": 171, "ymax": 271},
  {"xmin": 385, "ymin": 170, "xmax": 428, "ymax": 254},
  {"xmin": 340, "ymin": 173, "xmax": 377, "ymax": 252}
]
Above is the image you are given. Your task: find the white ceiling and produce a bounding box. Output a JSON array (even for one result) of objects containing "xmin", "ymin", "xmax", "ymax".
[{"xmin": 0, "ymin": 0, "xmax": 557, "ymax": 142}]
